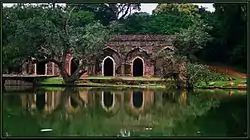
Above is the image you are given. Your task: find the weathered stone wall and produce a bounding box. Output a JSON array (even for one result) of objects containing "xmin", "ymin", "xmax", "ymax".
[
  {"xmin": 21, "ymin": 35, "xmax": 174, "ymax": 77},
  {"xmin": 89, "ymin": 35, "xmax": 174, "ymax": 77},
  {"xmin": 46, "ymin": 62, "xmax": 53, "ymax": 75}
]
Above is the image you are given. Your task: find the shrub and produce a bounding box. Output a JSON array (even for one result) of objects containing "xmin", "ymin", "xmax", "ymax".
[{"xmin": 186, "ymin": 63, "xmax": 232, "ymax": 87}]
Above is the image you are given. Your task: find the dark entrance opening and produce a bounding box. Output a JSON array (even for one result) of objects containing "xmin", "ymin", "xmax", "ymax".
[
  {"xmin": 104, "ymin": 57, "xmax": 114, "ymax": 76},
  {"xmin": 36, "ymin": 93, "xmax": 45, "ymax": 111},
  {"xmin": 36, "ymin": 61, "xmax": 46, "ymax": 75},
  {"xmin": 133, "ymin": 58, "xmax": 143, "ymax": 77},
  {"xmin": 103, "ymin": 91, "xmax": 113, "ymax": 108},
  {"xmin": 133, "ymin": 91, "xmax": 143, "ymax": 108},
  {"xmin": 70, "ymin": 58, "xmax": 79, "ymax": 75}
]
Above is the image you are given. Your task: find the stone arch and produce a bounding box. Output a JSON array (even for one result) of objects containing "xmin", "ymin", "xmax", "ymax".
[
  {"xmin": 132, "ymin": 56, "xmax": 145, "ymax": 76},
  {"xmin": 102, "ymin": 47, "xmax": 121, "ymax": 63},
  {"xmin": 103, "ymin": 47, "xmax": 121, "ymax": 56},
  {"xmin": 154, "ymin": 46, "xmax": 174, "ymax": 76},
  {"xmin": 94, "ymin": 47, "xmax": 121, "ymax": 76},
  {"xmin": 101, "ymin": 91, "xmax": 116, "ymax": 112},
  {"xmin": 125, "ymin": 47, "xmax": 150, "ymax": 61},
  {"xmin": 102, "ymin": 56, "xmax": 116, "ymax": 76},
  {"xmin": 23, "ymin": 59, "xmax": 35, "ymax": 75},
  {"xmin": 125, "ymin": 47, "xmax": 150, "ymax": 76},
  {"xmin": 155, "ymin": 46, "xmax": 174, "ymax": 57}
]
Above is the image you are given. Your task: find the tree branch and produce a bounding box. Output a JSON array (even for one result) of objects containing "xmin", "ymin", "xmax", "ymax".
[
  {"xmin": 119, "ymin": 4, "xmax": 131, "ymax": 20},
  {"xmin": 65, "ymin": 6, "xmax": 76, "ymax": 36}
]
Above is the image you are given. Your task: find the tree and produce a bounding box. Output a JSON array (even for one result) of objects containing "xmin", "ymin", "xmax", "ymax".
[
  {"xmin": 70, "ymin": 3, "xmax": 141, "ymax": 25},
  {"xmin": 198, "ymin": 3, "xmax": 246, "ymax": 71},
  {"xmin": 3, "ymin": 4, "xmax": 115, "ymax": 84},
  {"xmin": 153, "ymin": 3, "xmax": 200, "ymax": 16},
  {"xmin": 172, "ymin": 18, "xmax": 213, "ymax": 62},
  {"xmin": 118, "ymin": 4, "xmax": 200, "ymax": 35}
]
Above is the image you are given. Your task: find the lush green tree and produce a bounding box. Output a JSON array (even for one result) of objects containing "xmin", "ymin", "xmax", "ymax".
[
  {"xmin": 172, "ymin": 18, "xmax": 213, "ymax": 62},
  {"xmin": 119, "ymin": 4, "xmax": 203, "ymax": 35},
  {"xmin": 198, "ymin": 3, "xmax": 246, "ymax": 71},
  {"xmin": 3, "ymin": 4, "xmax": 115, "ymax": 84},
  {"xmin": 153, "ymin": 3, "xmax": 200, "ymax": 16},
  {"xmin": 70, "ymin": 3, "xmax": 141, "ymax": 25},
  {"xmin": 120, "ymin": 11, "xmax": 195, "ymax": 34}
]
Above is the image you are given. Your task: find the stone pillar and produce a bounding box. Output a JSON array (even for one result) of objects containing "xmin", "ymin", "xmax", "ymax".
[
  {"xmin": 34, "ymin": 63, "xmax": 37, "ymax": 75},
  {"xmin": 52, "ymin": 62, "xmax": 55, "ymax": 75},
  {"xmin": 22, "ymin": 62, "xmax": 27, "ymax": 75},
  {"xmin": 121, "ymin": 63, "xmax": 125, "ymax": 76}
]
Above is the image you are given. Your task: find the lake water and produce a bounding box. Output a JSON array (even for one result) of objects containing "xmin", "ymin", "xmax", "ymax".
[{"xmin": 3, "ymin": 87, "xmax": 247, "ymax": 137}]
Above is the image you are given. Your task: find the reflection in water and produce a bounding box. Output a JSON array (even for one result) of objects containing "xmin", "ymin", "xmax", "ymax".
[
  {"xmin": 70, "ymin": 96, "xmax": 79, "ymax": 108},
  {"xmin": 3, "ymin": 87, "xmax": 247, "ymax": 137},
  {"xmin": 103, "ymin": 91, "xmax": 114, "ymax": 109},
  {"xmin": 36, "ymin": 93, "xmax": 45, "ymax": 111},
  {"xmin": 132, "ymin": 91, "xmax": 143, "ymax": 108}
]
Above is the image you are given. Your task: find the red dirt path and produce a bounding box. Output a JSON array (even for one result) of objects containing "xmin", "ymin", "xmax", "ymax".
[{"xmin": 208, "ymin": 65, "xmax": 247, "ymax": 79}]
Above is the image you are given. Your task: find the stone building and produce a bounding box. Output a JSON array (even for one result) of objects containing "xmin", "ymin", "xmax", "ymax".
[{"xmin": 22, "ymin": 35, "xmax": 174, "ymax": 77}]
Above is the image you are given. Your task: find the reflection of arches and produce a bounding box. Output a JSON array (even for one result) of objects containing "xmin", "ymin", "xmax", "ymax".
[
  {"xmin": 132, "ymin": 57, "xmax": 144, "ymax": 76},
  {"xmin": 70, "ymin": 58, "xmax": 79, "ymax": 75},
  {"xmin": 70, "ymin": 96, "xmax": 78, "ymax": 108},
  {"xmin": 36, "ymin": 61, "xmax": 46, "ymax": 75},
  {"xmin": 102, "ymin": 56, "xmax": 116, "ymax": 76},
  {"xmin": 36, "ymin": 93, "xmax": 46, "ymax": 111},
  {"xmin": 154, "ymin": 92, "xmax": 163, "ymax": 108},
  {"xmin": 132, "ymin": 91, "xmax": 143, "ymax": 108},
  {"xmin": 101, "ymin": 91, "xmax": 115, "ymax": 112}
]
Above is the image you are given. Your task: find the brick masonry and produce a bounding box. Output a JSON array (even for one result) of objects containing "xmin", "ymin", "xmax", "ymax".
[{"xmin": 22, "ymin": 35, "xmax": 174, "ymax": 77}]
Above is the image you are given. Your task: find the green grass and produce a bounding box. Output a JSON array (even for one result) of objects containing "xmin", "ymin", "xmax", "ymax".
[
  {"xmin": 39, "ymin": 77, "xmax": 64, "ymax": 84},
  {"xmin": 195, "ymin": 77, "xmax": 246, "ymax": 88},
  {"xmin": 38, "ymin": 76, "xmax": 246, "ymax": 90},
  {"xmin": 38, "ymin": 77, "xmax": 165, "ymax": 89},
  {"xmin": 80, "ymin": 76, "xmax": 162, "ymax": 81}
]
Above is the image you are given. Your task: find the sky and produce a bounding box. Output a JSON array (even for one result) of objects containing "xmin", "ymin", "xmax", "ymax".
[{"xmin": 3, "ymin": 3, "xmax": 215, "ymax": 13}]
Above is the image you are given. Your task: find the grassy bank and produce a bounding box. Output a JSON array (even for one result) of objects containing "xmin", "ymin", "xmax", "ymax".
[{"xmin": 37, "ymin": 76, "xmax": 246, "ymax": 90}]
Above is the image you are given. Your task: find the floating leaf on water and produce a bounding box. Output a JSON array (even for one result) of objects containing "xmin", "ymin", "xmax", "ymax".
[{"xmin": 40, "ymin": 129, "xmax": 52, "ymax": 132}]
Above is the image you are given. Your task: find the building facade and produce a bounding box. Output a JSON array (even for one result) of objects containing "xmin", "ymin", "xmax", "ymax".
[{"xmin": 22, "ymin": 35, "xmax": 174, "ymax": 77}]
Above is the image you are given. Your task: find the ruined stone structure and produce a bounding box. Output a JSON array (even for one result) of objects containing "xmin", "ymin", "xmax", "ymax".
[{"xmin": 22, "ymin": 35, "xmax": 174, "ymax": 77}]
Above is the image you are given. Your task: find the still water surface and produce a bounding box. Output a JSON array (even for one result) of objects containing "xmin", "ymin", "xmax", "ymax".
[{"xmin": 3, "ymin": 87, "xmax": 247, "ymax": 137}]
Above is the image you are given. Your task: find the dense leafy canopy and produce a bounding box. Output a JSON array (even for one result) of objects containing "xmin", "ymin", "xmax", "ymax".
[
  {"xmin": 3, "ymin": 3, "xmax": 246, "ymax": 80},
  {"xmin": 3, "ymin": 4, "xmax": 114, "ymax": 82}
]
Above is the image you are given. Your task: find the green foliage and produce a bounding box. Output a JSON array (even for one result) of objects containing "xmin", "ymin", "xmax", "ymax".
[
  {"xmin": 71, "ymin": 3, "xmax": 141, "ymax": 25},
  {"xmin": 199, "ymin": 3, "xmax": 246, "ymax": 69},
  {"xmin": 172, "ymin": 18, "xmax": 213, "ymax": 60},
  {"xmin": 153, "ymin": 3, "xmax": 200, "ymax": 16},
  {"xmin": 119, "ymin": 10, "xmax": 195, "ymax": 34},
  {"xmin": 2, "ymin": 4, "xmax": 114, "ymax": 80},
  {"xmin": 186, "ymin": 63, "xmax": 232, "ymax": 87}
]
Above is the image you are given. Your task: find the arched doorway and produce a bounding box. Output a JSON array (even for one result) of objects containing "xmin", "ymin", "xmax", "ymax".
[
  {"xmin": 36, "ymin": 61, "xmax": 46, "ymax": 75},
  {"xmin": 133, "ymin": 57, "xmax": 144, "ymax": 77},
  {"xmin": 102, "ymin": 56, "xmax": 115, "ymax": 76},
  {"xmin": 132, "ymin": 91, "xmax": 143, "ymax": 108},
  {"xmin": 70, "ymin": 58, "xmax": 79, "ymax": 75}
]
